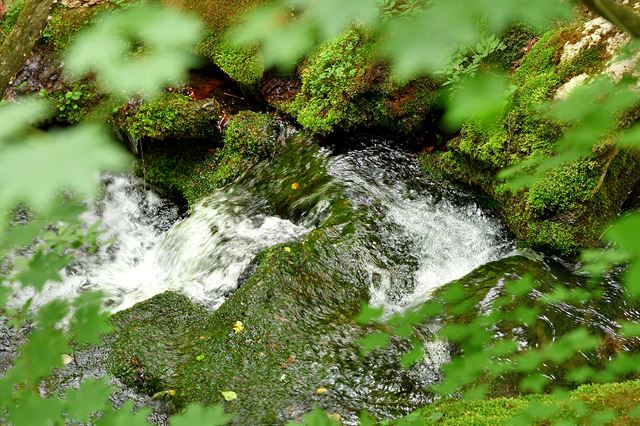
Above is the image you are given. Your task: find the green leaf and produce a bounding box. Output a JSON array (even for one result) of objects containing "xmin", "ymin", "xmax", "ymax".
[
  {"xmin": 65, "ymin": 378, "xmax": 113, "ymax": 422},
  {"xmin": 36, "ymin": 299, "xmax": 69, "ymax": 329},
  {"xmin": 97, "ymin": 401, "xmax": 151, "ymax": 426},
  {"xmin": 65, "ymin": 5, "xmax": 203, "ymax": 98},
  {"xmin": 443, "ymin": 73, "xmax": 511, "ymax": 131},
  {"xmin": 359, "ymin": 332, "xmax": 390, "ymax": 355},
  {"xmin": 14, "ymin": 250, "xmax": 72, "ymax": 291},
  {"xmin": 355, "ymin": 303, "xmax": 384, "ymax": 324},
  {"xmin": 70, "ymin": 291, "xmax": 113, "ymax": 345},
  {"xmin": 0, "ymin": 124, "xmax": 129, "ymax": 213},
  {"xmin": 7, "ymin": 392, "xmax": 65, "ymax": 426},
  {"xmin": 0, "ymin": 98, "xmax": 51, "ymax": 145},
  {"xmin": 400, "ymin": 341, "xmax": 424, "ymax": 369},
  {"xmin": 220, "ymin": 390, "xmax": 237, "ymax": 401},
  {"xmin": 169, "ymin": 403, "xmax": 233, "ymax": 426}
]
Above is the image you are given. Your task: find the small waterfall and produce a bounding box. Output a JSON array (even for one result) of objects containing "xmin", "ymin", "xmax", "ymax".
[
  {"xmin": 12, "ymin": 139, "xmax": 511, "ymax": 315},
  {"xmin": 13, "ymin": 174, "xmax": 309, "ymax": 312},
  {"xmin": 327, "ymin": 141, "xmax": 512, "ymax": 312}
]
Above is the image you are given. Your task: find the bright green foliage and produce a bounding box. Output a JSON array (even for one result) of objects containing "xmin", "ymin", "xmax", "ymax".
[
  {"xmin": 65, "ymin": 4, "xmax": 203, "ymax": 98},
  {"xmin": 121, "ymin": 93, "xmax": 220, "ymax": 141},
  {"xmin": 0, "ymin": 121, "xmax": 129, "ymax": 213},
  {"xmin": 170, "ymin": 404, "xmax": 234, "ymax": 426}
]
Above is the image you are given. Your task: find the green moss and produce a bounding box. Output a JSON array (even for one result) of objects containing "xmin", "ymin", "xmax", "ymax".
[
  {"xmin": 166, "ymin": 0, "xmax": 265, "ymax": 90},
  {"xmin": 283, "ymin": 28, "xmax": 377, "ymax": 134},
  {"xmin": 526, "ymin": 160, "xmax": 599, "ymax": 216},
  {"xmin": 122, "ymin": 93, "xmax": 219, "ymax": 141},
  {"xmin": 423, "ymin": 20, "xmax": 640, "ymax": 254},
  {"xmin": 41, "ymin": 2, "xmax": 125, "ymax": 52},
  {"xmin": 197, "ymin": 33, "xmax": 264, "ymax": 91},
  {"xmin": 409, "ymin": 380, "xmax": 640, "ymax": 425},
  {"xmin": 222, "ymin": 110, "xmax": 278, "ymax": 158},
  {"xmin": 108, "ymin": 292, "xmax": 208, "ymax": 395},
  {"xmin": 0, "ymin": 0, "xmax": 25, "ymax": 44},
  {"xmin": 141, "ymin": 111, "xmax": 279, "ymax": 206}
]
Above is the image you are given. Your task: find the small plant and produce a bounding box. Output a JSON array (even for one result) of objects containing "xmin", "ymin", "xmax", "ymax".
[{"xmin": 440, "ymin": 34, "xmax": 507, "ymax": 89}]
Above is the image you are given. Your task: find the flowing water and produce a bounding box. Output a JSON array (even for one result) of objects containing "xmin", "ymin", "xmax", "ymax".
[
  {"xmin": 14, "ymin": 139, "xmax": 511, "ymax": 315},
  {"xmin": 8, "ymin": 136, "xmax": 636, "ymax": 424}
]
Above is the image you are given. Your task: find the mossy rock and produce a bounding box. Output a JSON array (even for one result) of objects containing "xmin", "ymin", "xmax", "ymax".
[
  {"xmin": 163, "ymin": 0, "xmax": 265, "ymax": 91},
  {"xmin": 0, "ymin": 0, "xmax": 25, "ymax": 45},
  {"xmin": 275, "ymin": 27, "xmax": 439, "ymax": 136},
  {"xmin": 408, "ymin": 379, "xmax": 640, "ymax": 425},
  {"xmin": 420, "ymin": 21, "xmax": 640, "ymax": 254},
  {"xmin": 140, "ymin": 110, "xmax": 280, "ymax": 206},
  {"xmin": 119, "ymin": 93, "xmax": 220, "ymax": 141},
  {"xmin": 108, "ymin": 292, "xmax": 208, "ymax": 395}
]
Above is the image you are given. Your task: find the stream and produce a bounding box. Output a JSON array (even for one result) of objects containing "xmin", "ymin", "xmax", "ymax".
[{"xmin": 7, "ymin": 136, "xmax": 638, "ymax": 424}]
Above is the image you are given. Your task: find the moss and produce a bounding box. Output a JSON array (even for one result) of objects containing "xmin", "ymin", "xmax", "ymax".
[
  {"xmin": 164, "ymin": 0, "xmax": 265, "ymax": 91},
  {"xmin": 41, "ymin": 1, "xmax": 128, "ymax": 52},
  {"xmin": 526, "ymin": 159, "xmax": 599, "ymax": 216},
  {"xmin": 408, "ymin": 379, "xmax": 640, "ymax": 425},
  {"xmin": 121, "ymin": 93, "xmax": 220, "ymax": 141},
  {"xmin": 222, "ymin": 110, "xmax": 278, "ymax": 158},
  {"xmin": 197, "ymin": 33, "xmax": 264, "ymax": 91},
  {"xmin": 108, "ymin": 292, "xmax": 208, "ymax": 395},
  {"xmin": 283, "ymin": 28, "xmax": 378, "ymax": 135},
  {"xmin": 0, "ymin": 0, "xmax": 25, "ymax": 44},
  {"xmin": 141, "ymin": 111, "xmax": 279, "ymax": 206},
  {"xmin": 423, "ymin": 20, "xmax": 640, "ymax": 254}
]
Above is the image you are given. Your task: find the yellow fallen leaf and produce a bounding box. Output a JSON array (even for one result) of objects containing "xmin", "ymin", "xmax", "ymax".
[
  {"xmin": 315, "ymin": 387, "xmax": 328, "ymax": 395},
  {"xmin": 61, "ymin": 354, "xmax": 74, "ymax": 365},
  {"xmin": 233, "ymin": 320, "xmax": 244, "ymax": 333},
  {"xmin": 220, "ymin": 390, "xmax": 237, "ymax": 401},
  {"xmin": 291, "ymin": 182, "xmax": 300, "ymax": 190},
  {"xmin": 328, "ymin": 413, "xmax": 342, "ymax": 422}
]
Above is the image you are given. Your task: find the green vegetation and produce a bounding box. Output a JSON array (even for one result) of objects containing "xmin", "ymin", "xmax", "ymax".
[
  {"xmin": 120, "ymin": 93, "xmax": 219, "ymax": 141},
  {"xmin": 0, "ymin": 0, "xmax": 24, "ymax": 44},
  {"xmin": 411, "ymin": 380, "xmax": 640, "ymax": 425},
  {"xmin": 165, "ymin": 0, "xmax": 265, "ymax": 91},
  {"xmin": 141, "ymin": 110, "xmax": 279, "ymax": 205}
]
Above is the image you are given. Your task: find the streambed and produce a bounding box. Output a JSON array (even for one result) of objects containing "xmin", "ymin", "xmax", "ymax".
[{"xmin": 8, "ymin": 136, "xmax": 637, "ymax": 424}]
